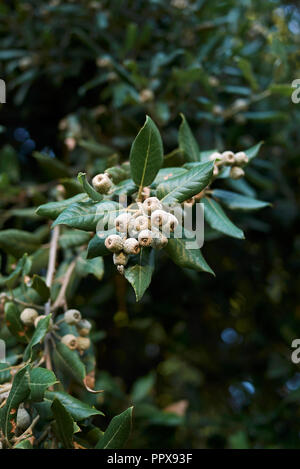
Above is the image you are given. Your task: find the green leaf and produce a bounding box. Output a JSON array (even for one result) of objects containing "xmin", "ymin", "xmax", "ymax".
[
  {"xmin": 165, "ymin": 230, "xmax": 214, "ymax": 275},
  {"xmin": 4, "ymin": 253, "xmax": 31, "ymax": 289},
  {"xmin": 131, "ymin": 373, "xmax": 155, "ymax": 403},
  {"xmin": 178, "ymin": 113, "xmax": 200, "ymax": 162},
  {"xmin": 45, "ymin": 391, "xmax": 104, "ymax": 421},
  {"xmin": 0, "ymin": 230, "xmax": 41, "ymax": 257},
  {"xmin": 0, "ymin": 365, "xmax": 30, "ymax": 439},
  {"xmin": 29, "ymin": 368, "xmax": 58, "ymax": 402},
  {"xmin": 124, "ymin": 249, "xmax": 155, "ymax": 302},
  {"xmin": 212, "ymin": 189, "xmax": 270, "ymax": 211},
  {"xmin": 235, "ymin": 57, "xmax": 259, "ymax": 91},
  {"xmin": 157, "ymin": 161, "xmax": 213, "ymax": 205},
  {"xmin": 53, "ymin": 342, "xmax": 86, "ymax": 385},
  {"xmin": 24, "ymin": 315, "xmax": 51, "ymax": 362},
  {"xmin": 31, "ymin": 274, "xmax": 50, "ymax": 302},
  {"xmin": 152, "ymin": 167, "xmax": 187, "ymax": 186},
  {"xmin": 51, "ymin": 398, "xmax": 74, "ymax": 449},
  {"xmin": 245, "ymin": 141, "xmax": 263, "ymax": 161},
  {"xmin": 87, "ymin": 230, "xmax": 115, "ymax": 258},
  {"xmin": 59, "ymin": 230, "xmax": 91, "ymax": 249},
  {"xmin": 76, "ymin": 252, "xmax": 104, "ymax": 280},
  {"xmin": 77, "ymin": 172, "xmax": 103, "ymax": 202},
  {"xmin": 95, "ymin": 407, "xmax": 133, "ymax": 449},
  {"xmin": 5, "ymin": 302, "xmax": 29, "ymax": 344},
  {"xmin": 203, "ymin": 197, "xmax": 244, "ymax": 239},
  {"xmin": 52, "ymin": 200, "xmax": 122, "ymax": 231},
  {"xmin": 32, "ymin": 152, "xmax": 71, "ymax": 178},
  {"xmin": 0, "ymin": 145, "xmax": 20, "ymax": 183},
  {"xmin": 14, "ymin": 439, "xmax": 33, "ymax": 449},
  {"xmin": 36, "ymin": 194, "xmax": 87, "ymax": 219},
  {"xmin": 130, "ymin": 115, "xmax": 163, "ymax": 188}
]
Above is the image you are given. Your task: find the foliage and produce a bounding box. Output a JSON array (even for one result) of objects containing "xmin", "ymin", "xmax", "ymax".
[{"xmin": 0, "ymin": 0, "xmax": 299, "ymax": 450}]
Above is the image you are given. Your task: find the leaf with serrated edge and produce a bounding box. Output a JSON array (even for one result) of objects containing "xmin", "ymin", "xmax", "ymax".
[
  {"xmin": 45, "ymin": 391, "xmax": 104, "ymax": 421},
  {"xmin": 203, "ymin": 197, "xmax": 244, "ymax": 239},
  {"xmin": 157, "ymin": 161, "xmax": 213, "ymax": 205}
]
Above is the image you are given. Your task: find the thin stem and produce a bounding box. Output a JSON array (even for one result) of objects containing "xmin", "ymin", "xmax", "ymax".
[
  {"xmin": 13, "ymin": 415, "xmax": 40, "ymax": 447},
  {"xmin": 51, "ymin": 259, "xmax": 76, "ymax": 311}
]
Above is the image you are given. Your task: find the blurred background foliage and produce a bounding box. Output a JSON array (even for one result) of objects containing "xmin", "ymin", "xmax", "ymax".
[{"xmin": 0, "ymin": 0, "xmax": 300, "ymax": 449}]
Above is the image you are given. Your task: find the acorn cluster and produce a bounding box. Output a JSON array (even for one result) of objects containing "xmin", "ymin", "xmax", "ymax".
[
  {"xmin": 209, "ymin": 150, "xmax": 248, "ymax": 179},
  {"xmin": 61, "ymin": 309, "xmax": 92, "ymax": 352},
  {"xmin": 104, "ymin": 197, "xmax": 178, "ymax": 274},
  {"xmin": 20, "ymin": 307, "xmax": 91, "ymax": 352}
]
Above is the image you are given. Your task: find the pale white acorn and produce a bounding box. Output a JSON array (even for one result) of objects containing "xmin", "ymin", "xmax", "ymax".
[
  {"xmin": 234, "ymin": 151, "xmax": 249, "ymax": 166},
  {"xmin": 64, "ymin": 309, "xmax": 82, "ymax": 325},
  {"xmin": 77, "ymin": 319, "xmax": 92, "ymax": 337},
  {"xmin": 115, "ymin": 213, "xmax": 133, "ymax": 233},
  {"xmin": 123, "ymin": 238, "xmax": 141, "ymax": 255},
  {"xmin": 20, "ymin": 308, "xmax": 38, "ymax": 326},
  {"xmin": 113, "ymin": 251, "xmax": 129, "ymax": 266},
  {"xmin": 142, "ymin": 197, "xmax": 162, "ymax": 215},
  {"xmin": 77, "ymin": 337, "xmax": 91, "ymax": 352},
  {"xmin": 105, "ymin": 234, "xmax": 124, "ymax": 252},
  {"xmin": 61, "ymin": 334, "xmax": 78, "ymax": 350},
  {"xmin": 151, "ymin": 209, "xmax": 169, "ymax": 228},
  {"xmin": 134, "ymin": 215, "xmax": 149, "ymax": 232},
  {"xmin": 138, "ymin": 229, "xmax": 154, "ymax": 247},
  {"xmin": 152, "ymin": 231, "xmax": 168, "ymax": 250},
  {"xmin": 222, "ymin": 151, "xmax": 235, "ymax": 166},
  {"xmin": 92, "ymin": 173, "xmax": 112, "ymax": 194},
  {"xmin": 161, "ymin": 213, "xmax": 178, "ymax": 233},
  {"xmin": 230, "ymin": 166, "xmax": 245, "ymax": 180}
]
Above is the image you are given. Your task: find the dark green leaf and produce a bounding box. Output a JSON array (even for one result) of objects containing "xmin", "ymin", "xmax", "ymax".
[
  {"xmin": 130, "ymin": 116, "xmax": 163, "ymax": 188},
  {"xmin": 95, "ymin": 407, "xmax": 133, "ymax": 449},
  {"xmin": 178, "ymin": 113, "xmax": 200, "ymax": 162},
  {"xmin": 124, "ymin": 249, "xmax": 155, "ymax": 302},
  {"xmin": 203, "ymin": 197, "xmax": 244, "ymax": 239}
]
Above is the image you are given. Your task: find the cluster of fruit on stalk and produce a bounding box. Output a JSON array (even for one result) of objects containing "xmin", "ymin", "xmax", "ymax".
[
  {"xmin": 104, "ymin": 196, "xmax": 178, "ymax": 274},
  {"xmin": 209, "ymin": 150, "xmax": 248, "ymax": 178},
  {"xmin": 20, "ymin": 307, "xmax": 92, "ymax": 352}
]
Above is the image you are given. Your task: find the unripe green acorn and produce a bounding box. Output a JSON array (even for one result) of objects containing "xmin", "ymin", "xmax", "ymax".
[
  {"xmin": 61, "ymin": 334, "xmax": 78, "ymax": 350},
  {"xmin": 142, "ymin": 197, "xmax": 162, "ymax": 215},
  {"xmin": 115, "ymin": 213, "xmax": 133, "ymax": 233},
  {"xmin": 16, "ymin": 405, "xmax": 31, "ymax": 431},
  {"xmin": 230, "ymin": 166, "xmax": 245, "ymax": 180},
  {"xmin": 105, "ymin": 234, "xmax": 124, "ymax": 252},
  {"xmin": 161, "ymin": 213, "xmax": 178, "ymax": 233},
  {"xmin": 234, "ymin": 151, "xmax": 249, "ymax": 166},
  {"xmin": 152, "ymin": 231, "xmax": 168, "ymax": 250},
  {"xmin": 134, "ymin": 215, "xmax": 149, "ymax": 232},
  {"xmin": 77, "ymin": 336, "xmax": 91, "ymax": 352},
  {"xmin": 113, "ymin": 251, "xmax": 129, "ymax": 266},
  {"xmin": 64, "ymin": 309, "xmax": 81, "ymax": 325},
  {"xmin": 34, "ymin": 315, "xmax": 53, "ymax": 329},
  {"xmin": 20, "ymin": 308, "xmax": 38, "ymax": 326},
  {"xmin": 151, "ymin": 209, "xmax": 169, "ymax": 228},
  {"xmin": 123, "ymin": 238, "xmax": 141, "ymax": 255},
  {"xmin": 92, "ymin": 173, "xmax": 112, "ymax": 194},
  {"xmin": 77, "ymin": 319, "xmax": 92, "ymax": 337},
  {"xmin": 222, "ymin": 151, "xmax": 235, "ymax": 166},
  {"xmin": 138, "ymin": 229, "xmax": 153, "ymax": 247}
]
